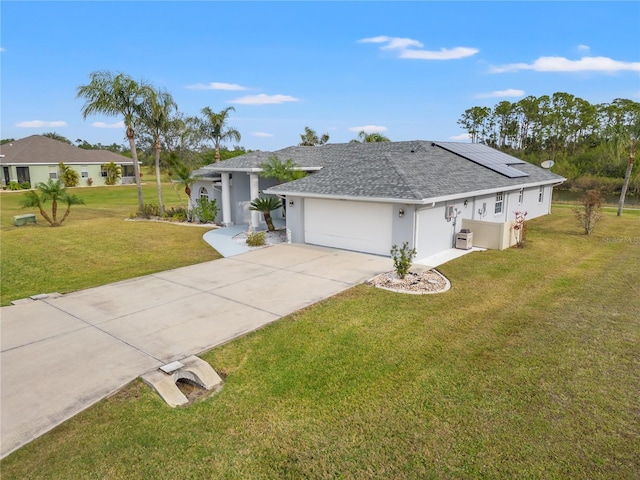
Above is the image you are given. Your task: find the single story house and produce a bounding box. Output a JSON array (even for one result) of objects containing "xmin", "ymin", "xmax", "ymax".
[
  {"xmin": 0, "ymin": 135, "xmax": 135, "ymax": 188},
  {"xmin": 192, "ymin": 141, "xmax": 565, "ymax": 260}
]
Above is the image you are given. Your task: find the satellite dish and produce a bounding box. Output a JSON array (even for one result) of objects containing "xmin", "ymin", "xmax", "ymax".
[{"xmin": 541, "ymin": 160, "xmax": 554, "ymax": 169}]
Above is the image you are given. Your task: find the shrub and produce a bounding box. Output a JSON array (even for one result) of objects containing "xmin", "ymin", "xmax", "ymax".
[
  {"xmin": 20, "ymin": 181, "xmax": 31, "ymax": 189},
  {"xmin": 59, "ymin": 162, "xmax": 80, "ymax": 187},
  {"xmin": 568, "ymin": 176, "xmax": 624, "ymax": 194},
  {"xmin": 513, "ymin": 211, "xmax": 528, "ymax": 248},
  {"xmin": 136, "ymin": 203, "xmax": 160, "ymax": 219},
  {"xmin": 390, "ymin": 242, "xmax": 417, "ymax": 279},
  {"xmin": 246, "ymin": 231, "xmax": 266, "ymax": 247},
  {"xmin": 165, "ymin": 206, "xmax": 188, "ymax": 222},
  {"xmin": 193, "ymin": 198, "xmax": 218, "ymax": 224},
  {"xmin": 8, "ymin": 181, "xmax": 23, "ymax": 190},
  {"xmin": 574, "ymin": 190, "xmax": 603, "ymax": 235}
]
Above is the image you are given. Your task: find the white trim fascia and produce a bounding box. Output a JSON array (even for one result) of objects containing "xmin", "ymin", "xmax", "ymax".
[
  {"xmin": 0, "ymin": 161, "xmax": 134, "ymax": 166},
  {"xmin": 206, "ymin": 166, "xmax": 323, "ymax": 174},
  {"xmin": 262, "ymin": 189, "xmax": 424, "ymax": 204},
  {"xmin": 422, "ymin": 178, "xmax": 566, "ymax": 205},
  {"xmin": 265, "ymin": 177, "xmax": 566, "ymax": 206}
]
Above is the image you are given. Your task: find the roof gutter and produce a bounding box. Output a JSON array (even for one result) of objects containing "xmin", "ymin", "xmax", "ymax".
[{"xmin": 262, "ymin": 189, "xmax": 425, "ymax": 205}]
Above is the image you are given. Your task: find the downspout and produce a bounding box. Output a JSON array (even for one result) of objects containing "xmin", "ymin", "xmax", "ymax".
[{"xmin": 550, "ymin": 181, "xmax": 564, "ymax": 214}]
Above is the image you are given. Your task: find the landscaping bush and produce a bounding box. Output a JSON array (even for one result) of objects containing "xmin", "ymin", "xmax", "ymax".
[
  {"xmin": 246, "ymin": 231, "xmax": 266, "ymax": 247},
  {"xmin": 390, "ymin": 241, "xmax": 417, "ymax": 279},
  {"xmin": 574, "ymin": 189, "xmax": 603, "ymax": 235},
  {"xmin": 165, "ymin": 206, "xmax": 188, "ymax": 222},
  {"xmin": 193, "ymin": 197, "xmax": 218, "ymax": 224},
  {"xmin": 136, "ymin": 203, "xmax": 161, "ymax": 219}
]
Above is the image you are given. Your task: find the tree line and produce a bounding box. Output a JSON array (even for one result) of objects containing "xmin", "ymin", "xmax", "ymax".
[{"xmin": 457, "ymin": 93, "xmax": 640, "ymax": 200}]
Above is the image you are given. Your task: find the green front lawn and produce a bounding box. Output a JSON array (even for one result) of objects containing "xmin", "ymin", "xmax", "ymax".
[
  {"xmin": 0, "ymin": 184, "xmax": 220, "ymax": 305},
  {"xmin": 1, "ymin": 207, "xmax": 638, "ymax": 478}
]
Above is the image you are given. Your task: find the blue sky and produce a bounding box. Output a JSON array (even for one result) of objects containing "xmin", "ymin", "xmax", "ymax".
[{"xmin": 2, "ymin": 1, "xmax": 639, "ymax": 151}]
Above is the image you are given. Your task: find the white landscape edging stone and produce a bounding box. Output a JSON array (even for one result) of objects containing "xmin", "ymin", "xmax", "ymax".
[{"xmin": 367, "ymin": 269, "xmax": 451, "ymax": 295}]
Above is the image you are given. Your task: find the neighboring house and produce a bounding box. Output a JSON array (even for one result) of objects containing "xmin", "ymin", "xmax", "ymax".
[
  {"xmin": 0, "ymin": 135, "xmax": 135, "ymax": 188},
  {"xmin": 192, "ymin": 141, "xmax": 565, "ymax": 260}
]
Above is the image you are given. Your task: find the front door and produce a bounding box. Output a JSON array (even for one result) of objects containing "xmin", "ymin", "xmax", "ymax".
[{"xmin": 2, "ymin": 166, "xmax": 9, "ymax": 187}]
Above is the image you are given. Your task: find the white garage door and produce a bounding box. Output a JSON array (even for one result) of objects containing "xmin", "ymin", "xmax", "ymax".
[{"xmin": 304, "ymin": 198, "xmax": 393, "ymax": 255}]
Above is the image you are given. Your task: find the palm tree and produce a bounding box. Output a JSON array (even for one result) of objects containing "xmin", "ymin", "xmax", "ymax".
[
  {"xmin": 59, "ymin": 162, "xmax": 80, "ymax": 187},
  {"xmin": 352, "ymin": 131, "xmax": 391, "ymax": 143},
  {"xmin": 249, "ymin": 196, "xmax": 282, "ymax": 232},
  {"xmin": 199, "ymin": 106, "xmax": 241, "ymax": 162},
  {"xmin": 259, "ymin": 156, "xmax": 307, "ymax": 183},
  {"xmin": 140, "ymin": 87, "xmax": 177, "ymax": 216},
  {"xmin": 101, "ymin": 161, "xmax": 122, "ymax": 185},
  {"xmin": 616, "ymin": 116, "xmax": 640, "ymax": 217},
  {"xmin": 299, "ymin": 126, "xmax": 329, "ymax": 146},
  {"xmin": 20, "ymin": 179, "xmax": 85, "ymax": 227},
  {"xmin": 77, "ymin": 70, "xmax": 152, "ymax": 212},
  {"xmin": 171, "ymin": 161, "xmax": 201, "ymax": 217},
  {"xmin": 42, "ymin": 132, "xmax": 73, "ymax": 144}
]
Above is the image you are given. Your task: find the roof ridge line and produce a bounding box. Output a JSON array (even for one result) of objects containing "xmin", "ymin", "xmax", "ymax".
[{"xmin": 382, "ymin": 152, "xmax": 424, "ymax": 201}]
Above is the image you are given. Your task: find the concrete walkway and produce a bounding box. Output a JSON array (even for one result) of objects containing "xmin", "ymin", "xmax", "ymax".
[
  {"xmin": 0, "ymin": 243, "xmax": 392, "ymax": 459},
  {"xmin": 202, "ymin": 224, "xmax": 254, "ymax": 257}
]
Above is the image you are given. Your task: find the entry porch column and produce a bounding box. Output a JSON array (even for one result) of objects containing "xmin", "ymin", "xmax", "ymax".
[
  {"xmin": 249, "ymin": 172, "xmax": 260, "ymax": 229},
  {"xmin": 221, "ymin": 172, "xmax": 232, "ymax": 226}
]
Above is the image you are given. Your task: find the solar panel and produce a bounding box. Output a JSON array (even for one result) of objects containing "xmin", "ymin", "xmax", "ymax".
[{"xmin": 433, "ymin": 142, "xmax": 529, "ymax": 178}]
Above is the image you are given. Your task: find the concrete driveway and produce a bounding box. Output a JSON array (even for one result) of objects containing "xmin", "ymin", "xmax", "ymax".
[{"xmin": 0, "ymin": 244, "xmax": 391, "ymax": 459}]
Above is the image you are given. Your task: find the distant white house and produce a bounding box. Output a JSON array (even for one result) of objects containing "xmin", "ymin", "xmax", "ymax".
[
  {"xmin": 192, "ymin": 141, "xmax": 565, "ymax": 260},
  {"xmin": 0, "ymin": 135, "xmax": 134, "ymax": 188}
]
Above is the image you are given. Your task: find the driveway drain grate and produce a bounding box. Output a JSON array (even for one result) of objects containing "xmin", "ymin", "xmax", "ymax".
[{"xmin": 141, "ymin": 356, "xmax": 223, "ymax": 407}]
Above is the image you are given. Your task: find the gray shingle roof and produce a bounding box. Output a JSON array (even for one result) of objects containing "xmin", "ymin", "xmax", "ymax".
[
  {"xmin": 205, "ymin": 141, "xmax": 566, "ymax": 202},
  {"xmin": 0, "ymin": 135, "xmax": 133, "ymax": 165}
]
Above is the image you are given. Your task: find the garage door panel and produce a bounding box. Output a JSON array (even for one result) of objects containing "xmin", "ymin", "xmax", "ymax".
[{"xmin": 304, "ymin": 199, "xmax": 392, "ymax": 256}]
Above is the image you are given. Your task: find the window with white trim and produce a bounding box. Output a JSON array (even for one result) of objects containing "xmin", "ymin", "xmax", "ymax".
[
  {"xmin": 538, "ymin": 186, "xmax": 544, "ymax": 203},
  {"xmin": 81, "ymin": 167, "xmax": 89, "ymax": 178},
  {"xmin": 199, "ymin": 187, "xmax": 209, "ymax": 200},
  {"xmin": 518, "ymin": 188, "xmax": 524, "ymax": 205},
  {"xmin": 494, "ymin": 191, "xmax": 504, "ymax": 214},
  {"xmin": 49, "ymin": 166, "xmax": 58, "ymax": 179}
]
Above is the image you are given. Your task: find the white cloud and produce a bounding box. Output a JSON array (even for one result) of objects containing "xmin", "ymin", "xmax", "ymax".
[
  {"xmin": 91, "ymin": 121, "xmax": 125, "ymax": 129},
  {"xmin": 490, "ymin": 56, "xmax": 640, "ymax": 73},
  {"xmin": 16, "ymin": 120, "xmax": 67, "ymax": 128},
  {"xmin": 358, "ymin": 36, "xmax": 423, "ymax": 50},
  {"xmin": 230, "ymin": 94, "xmax": 299, "ymax": 105},
  {"xmin": 400, "ymin": 47, "xmax": 479, "ymax": 60},
  {"xmin": 252, "ymin": 131, "xmax": 273, "ymax": 137},
  {"xmin": 185, "ymin": 82, "xmax": 248, "ymax": 91},
  {"xmin": 476, "ymin": 89, "xmax": 525, "ymax": 99},
  {"xmin": 577, "ymin": 44, "xmax": 590, "ymax": 52},
  {"xmin": 348, "ymin": 125, "xmax": 388, "ymax": 133},
  {"xmin": 0, "ymin": 47, "xmax": 5, "ymax": 52},
  {"xmin": 359, "ymin": 35, "xmax": 478, "ymax": 60},
  {"xmin": 449, "ymin": 133, "xmax": 471, "ymax": 141}
]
